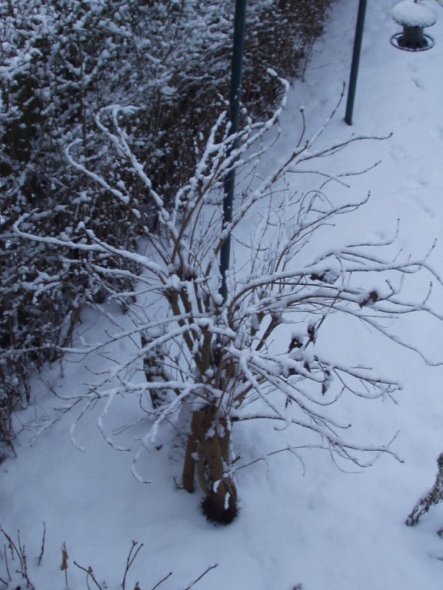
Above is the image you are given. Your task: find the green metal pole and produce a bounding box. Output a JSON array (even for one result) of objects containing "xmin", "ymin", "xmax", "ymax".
[
  {"xmin": 345, "ymin": 0, "xmax": 367, "ymax": 125},
  {"xmin": 220, "ymin": 0, "xmax": 247, "ymax": 302}
]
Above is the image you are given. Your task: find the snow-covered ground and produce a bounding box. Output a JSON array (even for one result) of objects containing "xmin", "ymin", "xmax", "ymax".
[{"xmin": 3, "ymin": 1, "xmax": 443, "ymax": 589}]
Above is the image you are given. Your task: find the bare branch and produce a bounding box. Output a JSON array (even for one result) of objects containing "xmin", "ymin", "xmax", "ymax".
[
  {"xmin": 73, "ymin": 561, "xmax": 104, "ymax": 590},
  {"xmin": 122, "ymin": 540, "xmax": 144, "ymax": 590},
  {"xmin": 182, "ymin": 563, "xmax": 219, "ymax": 590}
]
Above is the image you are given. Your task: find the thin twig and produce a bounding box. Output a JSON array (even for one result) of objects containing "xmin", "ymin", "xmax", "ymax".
[
  {"xmin": 73, "ymin": 560, "xmax": 103, "ymax": 590},
  {"xmin": 150, "ymin": 570, "xmax": 173, "ymax": 590},
  {"xmin": 122, "ymin": 540, "xmax": 144, "ymax": 590},
  {"xmin": 182, "ymin": 563, "xmax": 219, "ymax": 590},
  {"xmin": 0, "ymin": 573, "xmax": 8, "ymax": 586},
  {"xmin": 3, "ymin": 543, "xmax": 11, "ymax": 582},
  {"xmin": 37, "ymin": 522, "xmax": 46, "ymax": 566},
  {"xmin": 0, "ymin": 528, "xmax": 35, "ymax": 590}
]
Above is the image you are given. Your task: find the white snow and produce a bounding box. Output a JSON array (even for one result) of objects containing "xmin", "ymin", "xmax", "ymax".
[
  {"xmin": 392, "ymin": 0, "xmax": 438, "ymax": 27},
  {"xmin": 4, "ymin": 1, "xmax": 443, "ymax": 589}
]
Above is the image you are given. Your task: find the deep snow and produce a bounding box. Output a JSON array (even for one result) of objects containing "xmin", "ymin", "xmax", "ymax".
[{"xmin": 3, "ymin": 1, "xmax": 443, "ymax": 589}]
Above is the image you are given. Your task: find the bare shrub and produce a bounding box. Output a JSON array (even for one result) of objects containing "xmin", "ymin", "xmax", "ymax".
[{"xmin": 15, "ymin": 84, "xmax": 443, "ymax": 523}]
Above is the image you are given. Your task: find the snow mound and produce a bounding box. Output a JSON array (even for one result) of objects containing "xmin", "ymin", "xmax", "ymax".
[{"xmin": 392, "ymin": 0, "xmax": 438, "ymax": 27}]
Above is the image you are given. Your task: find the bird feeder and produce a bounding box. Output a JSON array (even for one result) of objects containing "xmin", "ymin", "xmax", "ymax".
[{"xmin": 391, "ymin": 0, "xmax": 437, "ymax": 51}]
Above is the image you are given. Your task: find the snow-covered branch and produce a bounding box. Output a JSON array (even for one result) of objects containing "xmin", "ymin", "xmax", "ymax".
[{"xmin": 16, "ymin": 86, "xmax": 443, "ymax": 524}]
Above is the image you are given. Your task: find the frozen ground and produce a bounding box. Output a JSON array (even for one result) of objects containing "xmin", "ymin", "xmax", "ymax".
[{"xmin": 3, "ymin": 1, "xmax": 443, "ymax": 589}]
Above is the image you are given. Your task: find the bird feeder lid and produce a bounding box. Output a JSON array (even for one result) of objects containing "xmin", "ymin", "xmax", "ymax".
[{"xmin": 392, "ymin": 0, "xmax": 438, "ymax": 27}]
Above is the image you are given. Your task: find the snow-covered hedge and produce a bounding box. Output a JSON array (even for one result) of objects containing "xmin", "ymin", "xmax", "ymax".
[{"xmin": 0, "ymin": 0, "xmax": 332, "ymax": 448}]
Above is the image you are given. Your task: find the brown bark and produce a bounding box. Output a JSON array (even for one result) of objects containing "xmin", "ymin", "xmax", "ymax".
[{"xmin": 182, "ymin": 405, "xmax": 238, "ymax": 524}]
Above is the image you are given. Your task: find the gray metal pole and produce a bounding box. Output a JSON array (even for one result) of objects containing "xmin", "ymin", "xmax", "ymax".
[
  {"xmin": 219, "ymin": 0, "xmax": 247, "ymax": 302},
  {"xmin": 345, "ymin": 0, "xmax": 367, "ymax": 125}
]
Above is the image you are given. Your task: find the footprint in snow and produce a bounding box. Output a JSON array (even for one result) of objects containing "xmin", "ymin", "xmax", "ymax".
[{"xmin": 411, "ymin": 76, "xmax": 424, "ymax": 89}]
